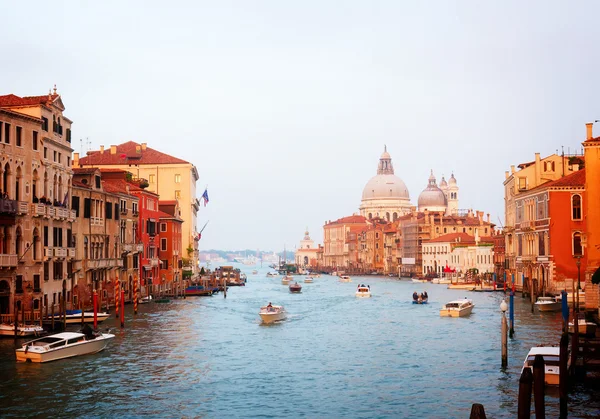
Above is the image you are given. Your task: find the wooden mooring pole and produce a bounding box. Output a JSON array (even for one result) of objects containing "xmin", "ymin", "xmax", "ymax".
[
  {"xmin": 469, "ymin": 403, "xmax": 487, "ymax": 419},
  {"xmin": 559, "ymin": 332, "xmax": 568, "ymax": 418},
  {"xmin": 518, "ymin": 367, "xmax": 533, "ymax": 419},
  {"xmin": 533, "ymin": 354, "xmax": 546, "ymax": 419}
]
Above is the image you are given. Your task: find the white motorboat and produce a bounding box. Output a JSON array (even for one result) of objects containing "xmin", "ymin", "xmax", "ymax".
[
  {"xmin": 252, "ymin": 270, "xmax": 258, "ymax": 275},
  {"xmin": 0, "ymin": 323, "xmax": 46, "ymax": 338},
  {"xmin": 259, "ymin": 304, "xmax": 286, "ymax": 324},
  {"xmin": 522, "ymin": 346, "xmax": 560, "ymax": 386},
  {"xmin": 15, "ymin": 330, "xmax": 115, "ymax": 363},
  {"xmin": 439, "ymin": 298, "xmax": 475, "ymax": 317},
  {"xmin": 281, "ymin": 275, "xmax": 293, "ymax": 285},
  {"xmin": 339, "ymin": 275, "xmax": 352, "ymax": 283},
  {"xmin": 49, "ymin": 311, "xmax": 111, "ymax": 324},
  {"xmin": 535, "ymin": 296, "xmax": 561, "ymax": 312},
  {"xmin": 304, "ymin": 276, "xmax": 314, "ymax": 283},
  {"xmin": 568, "ymin": 314, "xmax": 597, "ymax": 336},
  {"xmin": 139, "ymin": 295, "xmax": 153, "ymax": 304},
  {"xmin": 355, "ymin": 284, "xmax": 371, "ymax": 298},
  {"xmin": 266, "ymin": 271, "xmax": 279, "ymax": 277}
]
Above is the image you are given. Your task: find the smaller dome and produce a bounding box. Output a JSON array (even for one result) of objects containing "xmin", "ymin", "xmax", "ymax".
[
  {"xmin": 418, "ymin": 170, "xmax": 447, "ymax": 209},
  {"xmin": 439, "ymin": 176, "xmax": 447, "ymax": 188},
  {"xmin": 449, "ymin": 173, "xmax": 457, "ymax": 185}
]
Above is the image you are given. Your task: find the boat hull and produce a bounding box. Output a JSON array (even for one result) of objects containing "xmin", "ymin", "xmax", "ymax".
[
  {"xmin": 259, "ymin": 306, "xmax": 286, "ymax": 324},
  {"xmin": 16, "ymin": 334, "xmax": 115, "ymax": 363},
  {"xmin": 355, "ymin": 292, "xmax": 371, "ymax": 298},
  {"xmin": 568, "ymin": 322, "xmax": 597, "ymax": 336},
  {"xmin": 0, "ymin": 324, "xmax": 46, "ymax": 337},
  {"xmin": 536, "ymin": 302, "xmax": 562, "ymax": 312},
  {"xmin": 439, "ymin": 305, "xmax": 474, "ymax": 317},
  {"xmin": 48, "ymin": 313, "xmax": 110, "ymax": 324}
]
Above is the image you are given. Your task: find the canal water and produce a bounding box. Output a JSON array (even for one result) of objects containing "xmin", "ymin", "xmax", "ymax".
[{"xmin": 1, "ymin": 265, "xmax": 599, "ymax": 418}]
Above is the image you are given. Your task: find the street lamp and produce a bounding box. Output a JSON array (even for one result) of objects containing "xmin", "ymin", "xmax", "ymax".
[{"xmin": 500, "ymin": 299, "xmax": 508, "ymax": 367}]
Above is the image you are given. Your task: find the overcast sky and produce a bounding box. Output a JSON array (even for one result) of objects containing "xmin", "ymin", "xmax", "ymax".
[{"xmin": 2, "ymin": 1, "xmax": 598, "ymax": 252}]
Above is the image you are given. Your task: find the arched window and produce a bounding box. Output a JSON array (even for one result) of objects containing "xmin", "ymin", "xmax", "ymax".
[
  {"xmin": 386, "ymin": 212, "xmax": 390, "ymax": 221},
  {"xmin": 572, "ymin": 194, "xmax": 582, "ymax": 220},
  {"xmin": 393, "ymin": 212, "xmax": 398, "ymax": 221},
  {"xmin": 368, "ymin": 213, "xmax": 372, "ymax": 219},
  {"xmin": 573, "ymin": 232, "xmax": 583, "ymax": 256}
]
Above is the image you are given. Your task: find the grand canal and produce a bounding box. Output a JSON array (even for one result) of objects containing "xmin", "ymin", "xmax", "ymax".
[{"xmin": 1, "ymin": 265, "xmax": 599, "ymax": 418}]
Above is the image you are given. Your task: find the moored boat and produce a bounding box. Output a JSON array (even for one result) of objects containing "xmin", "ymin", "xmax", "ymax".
[
  {"xmin": 48, "ymin": 310, "xmax": 110, "ymax": 324},
  {"xmin": 355, "ymin": 284, "xmax": 371, "ymax": 298},
  {"xmin": 139, "ymin": 295, "xmax": 153, "ymax": 304},
  {"xmin": 185, "ymin": 285, "xmax": 214, "ymax": 296},
  {"xmin": 15, "ymin": 330, "xmax": 115, "ymax": 363},
  {"xmin": 447, "ymin": 282, "xmax": 477, "ymax": 290},
  {"xmin": 439, "ymin": 298, "xmax": 475, "ymax": 317},
  {"xmin": 535, "ymin": 296, "xmax": 561, "ymax": 312},
  {"xmin": 522, "ymin": 346, "xmax": 560, "ymax": 385},
  {"xmin": 0, "ymin": 323, "xmax": 46, "ymax": 338},
  {"xmin": 259, "ymin": 304, "xmax": 286, "ymax": 324},
  {"xmin": 568, "ymin": 314, "xmax": 597, "ymax": 336},
  {"xmin": 289, "ymin": 282, "xmax": 302, "ymax": 293}
]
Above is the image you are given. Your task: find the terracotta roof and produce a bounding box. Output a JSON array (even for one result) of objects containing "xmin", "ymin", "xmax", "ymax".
[
  {"xmin": 427, "ymin": 232, "xmax": 476, "ymax": 244},
  {"xmin": 160, "ymin": 200, "xmax": 177, "ymax": 205},
  {"xmin": 73, "ymin": 168, "xmax": 99, "ymax": 175},
  {"xmin": 158, "ymin": 210, "xmax": 179, "ymax": 219},
  {"xmin": 102, "ymin": 178, "xmax": 144, "ymax": 193},
  {"xmin": 0, "ymin": 93, "xmax": 59, "ymax": 107},
  {"xmin": 325, "ymin": 215, "xmax": 368, "ymax": 226},
  {"xmin": 585, "ymin": 136, "xmax": 600, "ymax": 143},
  {"xmin": 525, "ymin": 169, "xmax": 585, "ymax": 193},
  {"xmin": 72, "ymin": 180, "xmax": 92, "ymax": 189},
  {"xmin": 78, "ymin": 141, "xmax": 189, "ymax": 165}
]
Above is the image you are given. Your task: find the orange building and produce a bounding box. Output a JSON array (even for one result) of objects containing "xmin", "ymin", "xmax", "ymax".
[
  {"xmin": 157, "ymin": 205, "xmax": 183, "ymax": 289},
  {"xmin": 583, "ymin": 123, "xmax": 600, "ymax": 311}
]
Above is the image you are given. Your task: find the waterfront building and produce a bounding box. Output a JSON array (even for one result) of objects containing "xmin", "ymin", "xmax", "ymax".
[
  {"xmin": 71, "ymin": 168, "xmax": 122, "ymax": 309},
  {"xmin": 100, "ymin": 169, "xmax": 143, "ymax": 303},
  {"xmin": 510, "ymin": 168, "xmax": 586, "ymax": 294},
  {"xmin": 492, "ymin": 230, "xmax": 506, "ymax": 282},
  {"xmin": 323, "ymin": 215, "xmax": 369, "ymax": 270},
  {"xmin": 294, "ymin": 229, "xmax": 320, "ymax": 269},
  {"xmin": 157, "ymin": 201, "xmax": 184, "ymax": 290},
  {"xmin": 74, "ymin": 141, "xmax": 201, "ymax": 273},
  {"xmin": 583, "ymin": 123, "xmax": 600, "ymax": 311},
  {"xmin": 503, "ymin": 152, "xmax": 579, "ymax": 290},
  {"xmin": 0, "ymin": 90, "xmax": 75, "ymax": 322},
  {"xmin": 422, "ymin": 232, "xmax": 494, "ymax": 277},
  {"xmin": 359, "ymin": 147, "xmax": 413, "ymax": 221},
  {"xmin": 383, "ymin": 221, "xmax": 400, "ymax": 275}
]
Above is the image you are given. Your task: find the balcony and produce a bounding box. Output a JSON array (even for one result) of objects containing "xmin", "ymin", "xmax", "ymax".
[
  {"xmin": 55, "ymin": 207, "xmax": 69, "ymax": 220},
  {"xmin": 44, "ymin": 247, "xmax": 53, "ymax": 258},
  {"xmin": 0, "ymin": 254, "xmax": 18, "ymax": 268},
  {"xmin": 123, "ymin": 244, "xmax": 133, "ymax": 252},
  {"xmin": 91, "ymin": 217, "xmax": 103, "ymax": 226},
  {"xmin": 68, "ymin": 248, "xmax": 75, "ymax": 258},
  {"xmin": 31, "ymin": 204, "xmax": 45, "ymax": 217},
  {"xmin": 53, "ymin": 248, "xmax": 67, "ymax": 258},
  {"xmin": 68, "ymin": 209, "xmax": 76, "ymax": 222},
  {"xmin": 135, "ymin": 244, "xmax": 144, "ymax": 253},
  {"xmin": 17, "ymin": 201, "xmax": 29, "ymax": 215},
  {"xmin": 120, "ymin": 207, "xmax": 128, "ymax": 215},
  {"xmin": 45, "ymin": 207, "xmax": 55, "ymax": 218},
  {"xmin": 0, "ymin": 199, "xmax": 17, "ymax": 215},
  {"xmin": 150, "ymin": 258, "xmax": 159, "ymax": 267}
]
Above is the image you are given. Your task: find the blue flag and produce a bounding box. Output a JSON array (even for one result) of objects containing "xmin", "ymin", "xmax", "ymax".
[{"xmin": 201, "ymin": 189, "xmax": 209, "ymax": 207}]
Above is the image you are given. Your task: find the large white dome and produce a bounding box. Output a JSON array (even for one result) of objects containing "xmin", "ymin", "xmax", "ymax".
[{"xmin": 362, "ymin": 174, "xmax": 410, "ymax": 200}]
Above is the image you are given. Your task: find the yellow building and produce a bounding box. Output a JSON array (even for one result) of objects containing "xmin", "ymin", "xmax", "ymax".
[{"xmin": 74, "ymin": 142, "xmax": 201, "ymax": 272}]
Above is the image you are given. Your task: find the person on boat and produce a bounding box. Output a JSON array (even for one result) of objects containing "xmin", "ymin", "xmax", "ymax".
[
  {"xmin": 423, "ymin": 291, "xmax": 428, "ymax": 300},
  {"xmin": 267, "ymin": 302, "xmax": 274, "ymax": 312},
  {"xmin": 413, "ymin": 292, "xmax": 419, "ymax": 301}
]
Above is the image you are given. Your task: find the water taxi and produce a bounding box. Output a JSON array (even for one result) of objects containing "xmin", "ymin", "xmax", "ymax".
[
  {"xmin": 439, "ymin": 298, "xmax": 475, "ymax": 317},
  {"xmin": 15, "ymin": 330, "xmax": 115, "ymax": 363},
  {"xmin": 304, "ymin": 276, "xmax": 314, "ymax": 283},
  {"xmin": 355, "ymin": 284, "xmax": 371, "ymax": 298},
  {"xmin": 49, "ymin": 310, "xmax": 110, "ymax": 324},
  {"xmin": 289, "ymin": 282, "xmax": 302, "ymax": 293},
  {"xmin": 339, "ymin": 275, "xmax": 352, "ymax": 283},
  {"xmin": 535, "ymin": 296, "xmax": 561, "ymax": 312},
  {"xmin": 259, "ymin": 304, "xmax": 286, "ymax": 324},
  {"xmin": 522, "ymin": 346, "xmax": 560, "ymax": 385},
  {"xmin": 282, "ymin": 275, "xmax": 293, "ymax": 285},
  {"xmin": 266, "ymin": 271, "xmax": 279, "ymax": 277},
  {"xmin": 568, "ymin": 314, "xmax": 597, "ymax": 336}
]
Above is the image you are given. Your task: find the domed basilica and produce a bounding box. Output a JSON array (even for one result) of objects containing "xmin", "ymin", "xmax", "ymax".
[{"xmin": 359, "ymin": 147, "xmax": 459, "ymax": 220}]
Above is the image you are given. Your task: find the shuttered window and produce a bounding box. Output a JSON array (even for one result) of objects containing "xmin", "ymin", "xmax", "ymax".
[{"xmin": 83, "ymin": 198, "xmax": 91, "ymax": 218}]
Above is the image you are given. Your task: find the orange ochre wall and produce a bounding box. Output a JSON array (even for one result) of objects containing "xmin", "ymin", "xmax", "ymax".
[{"xmin": 549, "ymin": 190, "xmax": 587, "ymax": 286}]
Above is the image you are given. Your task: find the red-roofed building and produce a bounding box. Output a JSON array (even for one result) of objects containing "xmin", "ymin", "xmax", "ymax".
[
  {"xmin": 511, "ymin": 167, "xmax": 586, "ymax": 294},
  {"xmin": 74, "ymin": 141, "xmax": 201, "ymax": 274},
  {"xmin": 323, "ymin": 215, "xmax": 369, "ymax": 270},
  {"xmin": 0, "ymin": 88, "xmax": 75, "ymax": 322},
  {"xmin": 157, "ymin": 203, "xmax": 183, "ymax": 290},
  {"xmin": 422, "ymin": 232, "xmax": 494, "ymax": 276}
]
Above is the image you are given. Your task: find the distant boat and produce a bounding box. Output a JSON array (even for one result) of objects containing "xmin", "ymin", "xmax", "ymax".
[
  {"xmin": 259, "ymin": 305, "xmax": 286, "ymax": 324},
  {"xmin": 252, "ymin": 270, "xmax": 258, "ymax": 275},
  {"xmin": 339, "ymin": 275, "xmax": 352, "ymax": 283},
  {"xmin": 48, "ymin": 310, "xmax": 110, "ymax": 324},
  {"xmin": 304, "ymin": 276, "xmax": 314, "ymax": 283},
  {"xmin": 535, "ymin": 296, "xmax": 561, "ymax": 312},
  {"xmin": 282, "ymin": 275, "xmax": 293, "ymax": 285},
  {"xmin": 289, "ymin": 282, "xmax": 302, "ymax": 293},
  {"xmin": 439, "ymin": 299, "xmax": 474, "ymax": 317},
  {"xmin": 0, "ymin": 323, "xmax": 46, "ymax": 338},
  {"xmin": 355, "ymin": 284, "xmax": 371, "ymax": 298}
]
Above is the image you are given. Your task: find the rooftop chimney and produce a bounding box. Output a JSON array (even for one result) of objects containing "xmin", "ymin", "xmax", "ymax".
[
  {"xmin": 586, "ymin": 122, "xmax": 593, "ymax": 140},
  {"xmin": 110, "ymin": 145, "xmax": 117, "ymax": 154},
  {"xmin": 100, "ymin": 145, "xmax": 104, "ymax": 154},
  {"xmin": 141, "ymin": 143, "xmax": 147, "ymax": 151}
]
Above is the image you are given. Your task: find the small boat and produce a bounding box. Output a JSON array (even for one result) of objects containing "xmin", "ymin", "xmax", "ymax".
[
  {"xmin": 0, "ymin": 323, "xmax": 46, "ymax": 338},
  {"xmin": 439, "ymin": 298, "xmax": 475, "ymax": 317},
  {"xmin": 412, "ymin": 292, "xmax": 428, "ymax": 304},
  {"xmin": 48, "ymin": 310, "xmax": 110, "ymax": 324},
  {"xmin": 339, "ymin": 275, "xmax": 352, "ymax": 283},
  {"xmin": 411, "ymin": 278, "xmax": 427, "ymax": 283},
  {"xmin": 304, "ymin": 276, "xmax": 314, "ymax": 283},
  {"xmin": 259, "ymin": 304, "xmax": 286, "ymax": 324},
  {"xmin": 568, "ymin": 314, "xmax": 597, "ymax": 336},
  {"xmin": 252, "ymin": 270, "xmax": 258, "ymax": 274},
  {"xmin": 522, "ymin": 347, "xmax": 560, "ymax": 385},
  {"xmin": 447, "ymin": 282, "xmax": 477, "ymax": 290},
  {"xmin": 266, "ymin": 271, "xmax": 279, "ymax": 277},
  {"xmin": 355, "ymin": 284, "xmax": 371, "ymax": 298},
  {"xmin": 535, "ymin": 296, "xmax": 562, "ymax": 312},
  {"xmin": 289, "ymin": 282, "xmax": 302, "ymax": 293},
  {"xmin": 185, "ymin": 285, "xmax": 214, "ymax": 296},
  {"xmin": 15, "ymin": 329, "xmax": 115, "ymax": 363},
  {"xmin": 282, "ymin": 275, "xmax": 293, "ymax": 285},
  {"xmin": 432, "ymin": 278, "xmax": 451, "ymax": 284},
  {"xmin": 139, "ymin": 295, "xmax": 153, "ymax": 304}
]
